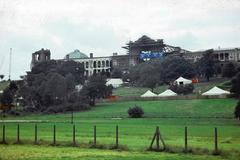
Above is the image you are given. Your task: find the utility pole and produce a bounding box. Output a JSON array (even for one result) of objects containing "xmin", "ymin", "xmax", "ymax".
[{"xmin": 8, "ymin": 48, "xmax": 12, "ymax": 81}]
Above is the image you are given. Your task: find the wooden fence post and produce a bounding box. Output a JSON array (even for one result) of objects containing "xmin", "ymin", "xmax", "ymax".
[
  {"xmin": 159, "ymin": 129, "xmax": 166, "ymax": 150},
  {"xmin": 93, "ymin": 125, "xmax": 96, "ymax": 146},
  {"xmin": 156, "ymin": 126, "xmax": 160, "ymax": 150},
  {"xmin": 185, "ymin": 126, "xmax": 188, "ymax": 152},
  {"xmin": 34, "ymin": 124, "xmax": 38, "ymax": 144},
  {"xmin": 17, "ymin": 124, "xmax": 20, "ymax": 143},
  {"xmin": 73, "ymin": 124, "xmax": 76, "ymax": 145},
  {"xmin": 149, "ymin": 130, "xmax": 157, "ymax": 150},
  {"xmin": 53, "ymin": 124, "xmax": 56, "ymax": 145},
  {"xmin": 116, "ymin": 125, "xmax": 118, "ymax": 148},
  {"xmin": 1, "ymin": 124, "xmax": 6, "ymax": 144},
  {"xmin": 214, "ymin": 127, "xmax": 218, "ymax": 153}
]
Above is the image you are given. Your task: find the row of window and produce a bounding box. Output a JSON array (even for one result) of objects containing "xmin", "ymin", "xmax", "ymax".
[{"xmin": 83, "ymin": 60, "xmax": 112, "ymax": 68}]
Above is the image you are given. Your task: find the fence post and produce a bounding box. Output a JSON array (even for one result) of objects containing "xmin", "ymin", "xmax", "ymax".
[
  {"xmin": 71, "ymin": 111, "xmax": 73, "ymax": 124},
  {"xmin": 185, "ymin": 126, "xmax": 188, "ymax": 152},
  {"xmin": 17, "ymin": 124, "xmax": 20, "ymax": 143},
  {"xmin": 53, "ymin": 124, "xmax": 56, "ymax": 145},
  {"xmin": 73, "ymin": 124, "xmax": 76, "ymax": 145},
  {"xmin": 214, "ymin": 127, "xmax": 218, "ymax": 153},
  {"xmin": 1, "ymin": 124, "xmax": 6, "ymax": 144},
  {"xmin": 156, "ymin": 126, "xmax": 160, "ymax": 150},
  {"xmin": 34, "ymin": 124, "xmax": 38, "ymax": 144},
  {"xmin": 93, "ymin": 125, "xmax": 96, "ymax": 146},
  {"xmin": 149, "ymin": 130, "xmax": 157, "ymax": 150},
  {"xmin": 116, "ymin": 125, "xmax": 118, "ymax": 148}
]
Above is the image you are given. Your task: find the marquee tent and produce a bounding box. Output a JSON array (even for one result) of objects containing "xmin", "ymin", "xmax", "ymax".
[
  {"xmin": 140, "ymin": 90, "xmax": 157, "ymax": 97},
  {"xmin": 174, "ymin": 77, "xmax": 192, "ymax": 85},
  {"xmin": 202, "ymin": 86, "xmax": 230, "ymax": 96},
  {"xmin": 158, "ymin": 89, "xmax": 177, "ymax": 97},
  {"xmin": 106, "ymin": 78, "xmax": 123, "ymax": 88}
]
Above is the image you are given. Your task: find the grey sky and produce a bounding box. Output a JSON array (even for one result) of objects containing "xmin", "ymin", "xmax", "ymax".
[{"xmin": 0, "ymin": 0, "xmax": 240, "ymax": 80}]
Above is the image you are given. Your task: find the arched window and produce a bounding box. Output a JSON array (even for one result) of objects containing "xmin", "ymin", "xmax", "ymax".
[
  {"xmin": 106, "ymin": 60, "xmax": 109, "ymax": 67},
  {"xmin": 98, "ymin": 61, "xmax": 101, "ymax": 68},
  {"xmin": 110, "ymin": 60, "xmax": 112, "ymax": 67},
  {"xmin": 86, "ymin": 62, "xmax": 89, "ymax": 68},
  {"xmin": 102, "ymin": 61, "xmax": 105, "ymax": 67},
  {"xmin": 93, "ymin": 61, "xmax": 96, "ymax": 68}
]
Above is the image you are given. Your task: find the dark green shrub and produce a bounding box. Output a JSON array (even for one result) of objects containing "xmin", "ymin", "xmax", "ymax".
[
  {"xmin": 234, "ymin": 100, "xmax": 240, "ymax": 120},
  {"xmin": 169, "ymin": 84, "xmax": 194, "ymax": 95},
  {"xmin": 128, "ymin": 106, "xmax": 144, "ymax": 118}
]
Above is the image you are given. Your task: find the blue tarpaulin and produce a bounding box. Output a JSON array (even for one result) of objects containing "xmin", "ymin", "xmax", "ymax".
[{"xmin": 140, "ymin": 51, "xmax": 164, "ymax": 59}]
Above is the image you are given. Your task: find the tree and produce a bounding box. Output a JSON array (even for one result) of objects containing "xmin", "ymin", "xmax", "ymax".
[
  {"xmin": 160, "ymin": 56, "xmax": 196, "ymax": 83},
  {"xmin": 234, "ymin": 100, "xmax": 240, "ymax": 120},
  {"xmin": 81, "ymin": 74, "xmax": 111, "ymax": 106},
  {"xmin": 44, "ymin": 73, "xmax": 67, "ymax": 105},
  {"xmin": 57, "ymin": 60, "xmax": 85, "ymax": 84},
  {"xmin": 0, "ymin": 88, "xmax": 14, "ymax": 106},
  {"xmin": 230, "ymin": 72, "xmax": 240, "ymax": 97},
  {"xmin": 196, "ymin": 49, "xmax": 215, "ymax": 81},
  {"xmin": 222, "ymin": 62, "xmax": 237, "ymax": 78},
  {"xmin": 111, "ymin": 68, "xmax": 122, "ymax": 78}
]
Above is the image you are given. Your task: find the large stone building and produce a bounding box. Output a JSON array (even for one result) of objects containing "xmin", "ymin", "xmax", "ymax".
[
  {"xmin": 31, "ymin": 48, "xmax": 51, "ymax": 69},
  {"xmin": 65, "ymin": 49, "xmax": 112, "ymax": 76},
  {"xmin": 31, "ymin": 36, "xmax": 240, "ymax": 76},
  {"xmin": 183, "ymin": 47, "xmax": 240, "ymax": 66}
]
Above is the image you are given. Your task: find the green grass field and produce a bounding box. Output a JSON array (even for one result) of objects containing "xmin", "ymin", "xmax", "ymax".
[{"xmin": 0, "ymin": 99, "xmax": 240, "ymax": 160}]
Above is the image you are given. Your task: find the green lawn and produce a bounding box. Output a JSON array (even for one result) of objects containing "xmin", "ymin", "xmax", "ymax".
[{"xmin": 0, "ymin": 99, "xmax": 239, "ymax": 160}]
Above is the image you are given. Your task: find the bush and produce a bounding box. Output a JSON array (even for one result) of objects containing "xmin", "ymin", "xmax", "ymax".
[
  {"xmin": 169, "ymin": 84, "xmax": 194, "ymax": 95},
  {"xmin": 234, "ymin": 100, "xmax": 240, "ymax": 120},
  {"xmin": 128, "ymin": 105, "xmax": 144, "ymax": 118}
]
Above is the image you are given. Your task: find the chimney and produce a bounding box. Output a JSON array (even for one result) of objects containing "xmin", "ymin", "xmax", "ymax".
[
  {"xmin": 113, "ymin": 52, "xmax": 118, "ymax": 56},
  {"xmin": 90, "ymin": 53, "xmax": 93, "ymax": 58}
]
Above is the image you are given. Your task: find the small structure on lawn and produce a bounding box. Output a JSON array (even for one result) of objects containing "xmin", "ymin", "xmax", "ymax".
[
  {"xmin": 141, "ymin": 90, "xmax": 157, "ymax": 97},
  {"xmin": 106, "ymin": 78, "xmax": 123, "ymax": 88},
  {"xmin": 174, "ymin": 77, "xmax": 192, "ymax": 85},
  {"xmin": 202, "ymin": 86, "xmax": 230, "ymax": 96},
  {"xmin": 158, "ymin": 89, "xmax": 177, "ymax": 97}
]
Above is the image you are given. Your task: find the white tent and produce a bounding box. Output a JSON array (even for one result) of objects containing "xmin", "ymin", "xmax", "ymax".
[
  {"xmin": 140, "ymin": 90, "xmax": 157, "ymax": 97},
  {"xmin": 0, "ymin": 90, "xmax": 3, "ymax": 94},
  {"xmin": 202, "ymin": 86, "xmax": 230, "ymax": 96},
  {"xmin": 158, "ymin": 89, "xmax": 177, "ymax": 97},
  {"xmin": 174, "ymin": 77, "xmax": 192, "ymax": 85},
  {"xmin": 106, "ymin": 78, "xmax": 123, "ymax": 88}
]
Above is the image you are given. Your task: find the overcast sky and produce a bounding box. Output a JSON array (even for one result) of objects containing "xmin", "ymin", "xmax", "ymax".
[{"xmin": 0, "ymin": 0, "xmax": 240, "ymax": 80}]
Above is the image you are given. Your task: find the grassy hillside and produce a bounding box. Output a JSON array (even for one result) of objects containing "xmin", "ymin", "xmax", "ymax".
[
  {"xmin": 113, "ymin": 78, "xmax": 230, "ymax": 96},
  {"xmin": 0, "ymin": 99, "xmax": 239, "ymax": 160}
]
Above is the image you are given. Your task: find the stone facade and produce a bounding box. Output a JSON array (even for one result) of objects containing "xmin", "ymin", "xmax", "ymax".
[
  {"xmin": 31, "ymin": 48, "xmax": 51, "ymax": 69},
  {"xmin": 31, "ymin": 36, "xmax": 240, "ymax": 77},
  {"xmin": 183, "ymin": 47, "xmax": 240, "ymax": 65}
]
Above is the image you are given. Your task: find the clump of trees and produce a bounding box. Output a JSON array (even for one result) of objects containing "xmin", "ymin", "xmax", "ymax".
[
  {"xmin": 195, "ymin": 49, "xmax": 216, "ymax": 81},
  {"xmin": 81, "ymin": 74, "xmax": 113, "ymax": 106},
  {"xmin": 129, "ymin": 56, "xmax": 196, "ymax": 91},
  {"xmin": 222, "ymin": 62, "xmax": 238, "ymax": 78},
  {"xmin": 169, "ymin": 84, "xmax": 194, "ymax": 95},
  {"xmin": 16, "ymin": 59, "xmax": 112, "ymax": 114},
  {"xmin": 0, "ymin": 81, "xmax": 18, "ymax": 112},
  {"xmin": 128, "ymin": 105, "xmax": 144, "ymax": 118}
]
